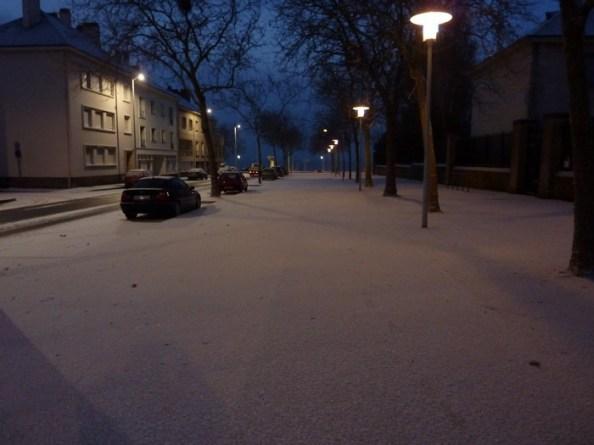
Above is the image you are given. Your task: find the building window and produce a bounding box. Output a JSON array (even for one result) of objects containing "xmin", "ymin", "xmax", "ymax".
[
  {"xmin": 80, "ymin": 72, "xmax": 114, "ymax": 97},
  {"xmin": 140, "ymin": 126, "xmax": 146, "ymax": 147},
  {"xmin": 150, "ymin": 100, "xmax": 156, "ymax": 115},
  {"xmin": 170, "ymin": 131, "xmax": 175, "ymax": 149},
  {"xmin": 101, "ymin": 77, "xmax": 114, "ymax": 96},
  {"xmin": 162, "ymin": 130, "xmax": 167, "ymax": 144},
  {"xmin": 84, "ymin": 145, "xmax": 117, "ymax": 167},
  {"xmin": 181, "ymin": 117, "xmax": 187, "ymax": 129},
  {"xmin": 82, "ymin": 107, "xmax": 115, "ymax": 132},
  {"xmin": 122, "ymin": 84, "xmax": 131, "ymax": 102},
  {"xmin": 189, "ymin": 119, "xmax": 193, "ymax": 131},
  {"xmin": 151, "ymin": 128, "xmax": 157, "ymax": 143},
  {"xmin": 139, "ymin": 97, "xmax": 146, "ymax": 118},
  {"xmin": 160, "ymin": 103, "xmax": 166, "ymax": 118},
  {"xmin": 124, "ymin": 115, "xmax": 132, "ymax": 134},
  {"xmin": 82, "ymin": 108, "xmax": 92, "ymax": 128},
  {"xmin": 169, "ymin": 107, "xmax": 174, "ymax": 125},
  {"xmin": 165, "ymin": 156, "xmax": 177, "ymax": 173}
]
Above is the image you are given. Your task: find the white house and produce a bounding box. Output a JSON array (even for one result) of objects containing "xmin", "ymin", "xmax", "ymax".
[{"xmin": 0, "ymin": 0, "xmax": 180, "ymax": 187}]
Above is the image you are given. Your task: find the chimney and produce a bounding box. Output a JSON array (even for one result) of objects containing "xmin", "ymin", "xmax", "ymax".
[
  {"xmin": 59, "ymin": 8, "xmax": 72, "ymax": 27},
  {"xmin": 22, "ymin": 0, "xmax": 41, "ymax": 28},
  {"xmin": 114, "ymin": 50, "xmax": 130, "ymax": 65},
  {"xmin": 77, "ymin": 22, "xmax": 101, "ymax": 47}
]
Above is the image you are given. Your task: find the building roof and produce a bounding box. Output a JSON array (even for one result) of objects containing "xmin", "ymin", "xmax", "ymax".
[
  {"xmin": 473, "ymin": 10, "xmax": 594, "ymax": 75},
  {"xmin": 0, "ymin": 10, "xmax": 192, "ymax": 105},
  {"xmin": 526, "ymin": 10, "xmax": 594, "ymax": 38},
  {"xmin": 0, "ymin": 12, "xmax": 109, "ymax": 61}
]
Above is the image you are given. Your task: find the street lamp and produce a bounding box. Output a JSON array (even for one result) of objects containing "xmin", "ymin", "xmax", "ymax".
[
  {"xmin": 234, "ymin": 124, "xmax": 241, "ymax": 168},
  {"xmin": 207, "ymin": 108, "xmax": 213, "ymax": 114},
  {"xmin": 410, "ymin": 9, "xmax": 452, "ymax": 228},
  {"xmin": 320, "ymin": 155, "xmax": 324, "ymax": 172},
  {"xmin": 131, "ymin": 72, "xmax": 146, "ymax": 168},
  {"xmin": 353, "ymin": 105, "xmax": 370, "ymax": 192}
]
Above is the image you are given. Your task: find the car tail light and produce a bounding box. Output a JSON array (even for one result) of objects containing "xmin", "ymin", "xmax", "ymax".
[{"xmin": 155, "ymin": 191, "xmax": 171, "ymax": 201}]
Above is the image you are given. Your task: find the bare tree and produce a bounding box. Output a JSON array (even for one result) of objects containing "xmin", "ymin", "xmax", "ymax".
[
  {"xmin": 224, "ymin": 74, "xmax": 300, "ymax": 183},
  {"xmin": 259, "ymin": 112, "xmax": 303, "ymax": 170},
  {"xmin": 560, "ymin": 0, "xmax": 594, "ymax": 276},
  {"xmin": 76, "ymin": 0, "xmax": 261, "ymax": 196}
]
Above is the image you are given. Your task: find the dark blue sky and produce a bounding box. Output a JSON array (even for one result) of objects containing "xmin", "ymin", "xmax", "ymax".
[{"xmin": 1, "ymin": 1, "xmax": 559, "ymax": 24}]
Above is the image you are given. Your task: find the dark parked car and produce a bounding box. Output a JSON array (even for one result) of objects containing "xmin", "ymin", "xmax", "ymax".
[
  {"xmin": 120, "ymin": 176, "xmax": 201, "ymax": 219},
  {"xmin": 218, "ymin": 171, "xmax": 248, "ymax": 193},
  {"xmin": 274, "ymin": 166, "xmax": 285, "ymax": 177},
  {"xmin": 185, "ymin": 168, "xmax": 208, "ymax": 180},
  {"xmin": 124, "ymin": 168, "xmax": 151, "ymax": 188},
  {"xmin": 261, "ymin": 168, "xmax": 278, "ymax": 180}
]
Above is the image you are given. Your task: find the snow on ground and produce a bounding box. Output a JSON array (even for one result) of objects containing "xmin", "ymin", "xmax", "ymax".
[{"xmin": 0, "ymin": 173, "xmax": 593, "ymax": 444}]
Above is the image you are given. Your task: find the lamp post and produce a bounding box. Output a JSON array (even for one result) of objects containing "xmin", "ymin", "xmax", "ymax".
[
  {"xmin": 320, "ymin": 155, "xmax": 324, "ymax": 172},
  {"xmin": 234, "ymin": 124, "xmax": 241, "ymax": 168},
  {"xmin": 353, "ymin": 105, "xmax": 370, "ymax": 192},
  {"xmin": 410, "ymin": 10, "xmax": 452, "ymax": 228},
  {"xmin": 131, "ymin": 73, "xmax": 146, "ymax": 169}
]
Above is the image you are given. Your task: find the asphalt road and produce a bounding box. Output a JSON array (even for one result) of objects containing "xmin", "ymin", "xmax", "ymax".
[{"xmin": 1, "ymin": 174, "xmax": 593, "ymax": 444}]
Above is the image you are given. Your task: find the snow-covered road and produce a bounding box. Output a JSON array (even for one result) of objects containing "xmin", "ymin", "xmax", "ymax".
[{"xmin": 1, "ymin": 173, "xmax": 593, "ymax": 444}]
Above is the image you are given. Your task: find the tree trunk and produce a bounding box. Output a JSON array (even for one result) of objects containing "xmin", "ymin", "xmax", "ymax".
[
  {"xmin": 411, "ymin": 66, "xmax": 440, "ymax": 211},
  {"xmin": 256, "ymin": 133, "xmax": 263, "ymax": 184},
  {"xmin": 561, "ymin": 0, "xmax": 594, "ymax": 276},
  {"xmin": 383, "ymin": 107, "xmax": 398, "ymax": 196},
  {"xmin": 195, "ymin": 89, "xmax": 220, "ymax": 197}
]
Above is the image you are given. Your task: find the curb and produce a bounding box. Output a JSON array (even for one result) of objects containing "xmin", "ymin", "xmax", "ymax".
[{"xmin": 0, "ymin": 203, "xmax": 119, "ymax": 238}]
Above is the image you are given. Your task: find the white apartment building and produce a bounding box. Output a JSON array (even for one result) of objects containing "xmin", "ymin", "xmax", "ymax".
[
  {"xmin": 0, "ymin": 0, "xmax": 180, "ymax": 187},
  {"xmin": 177, "ymin": 99, "xmax": 207, "ymax": 172},
  {"xmin": 134, "ymin": 84, "xmax": 178, "ymax": 175}
]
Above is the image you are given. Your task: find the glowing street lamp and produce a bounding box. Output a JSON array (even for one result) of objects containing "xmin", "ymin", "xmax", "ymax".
[
  {"xmin": 353, "ymin": 105, "xmax": 370, "ymax": 191},
  {"xmin": 332, "ymin": 139, "xmax": 339, "ymax": 145},
  {"xmin": 234, "ymin": 124, "xmax": 241, "ymax": 167},
  {"xmin": 131, "ymin": 73, "xmax": 146, "ymax": 163},
  {"xmin": 411, "ymin": 9, "xmax": 452, "ymax": 228},
  {"xmin": 207, "ymin": 108, "xmax": 213, "ymax": 114}
]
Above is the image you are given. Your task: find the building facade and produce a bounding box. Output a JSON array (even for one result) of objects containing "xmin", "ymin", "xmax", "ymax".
[
  {"xmin": 134, "ymin": 84, "xmax": 178, "ymax": 175},
  {"xmin": 0, "ymin": 1, "xmax": 213, "ymax": 188},
  {"xmin": 177, "ymin": 101, "xmax": 206, "ymax": 172}
]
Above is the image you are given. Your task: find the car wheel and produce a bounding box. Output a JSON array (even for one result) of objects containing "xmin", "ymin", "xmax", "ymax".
[
  {"xmin": 124, "ymin": 211, "xmax": 137, "ymax": 220},
  {"xmin": 195, "ymin": 196, "xmax": 201, "ymax": 209},
  {"xmin": 172, "ymin": 202, "xmax": 181, "ymax": 217}
]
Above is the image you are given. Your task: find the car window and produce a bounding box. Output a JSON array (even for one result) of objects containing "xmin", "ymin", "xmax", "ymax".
[
  {"xmin": 172, "ymin": 178, "xmax": 188, "ymax": 190},
  {"xmin": 133, "ymin": 178, "xmax": 167, "ymax": 188}
]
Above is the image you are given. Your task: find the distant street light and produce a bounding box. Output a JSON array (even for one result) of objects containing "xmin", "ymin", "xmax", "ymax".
[
  {"xmin": 323, "ymin": 128, "xmax": 328, "ymax": 133},
  {"xmin": 411, "ymin": 9, "xmax": 452, "ymax": 228},
  {"xmin": 234, "ymin": 124, "xmax": 241, "ymax": 168},
  {"xmin": 353, "ymin": 105, "xmax": 370, "ymax": 192},
  {"xmin": 207, "ymin": 108, "xmax": 213, "ymax": 114},
  {"xmin": 320, "ymin": 155, "xmax": 324, "ymax": 172}
]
